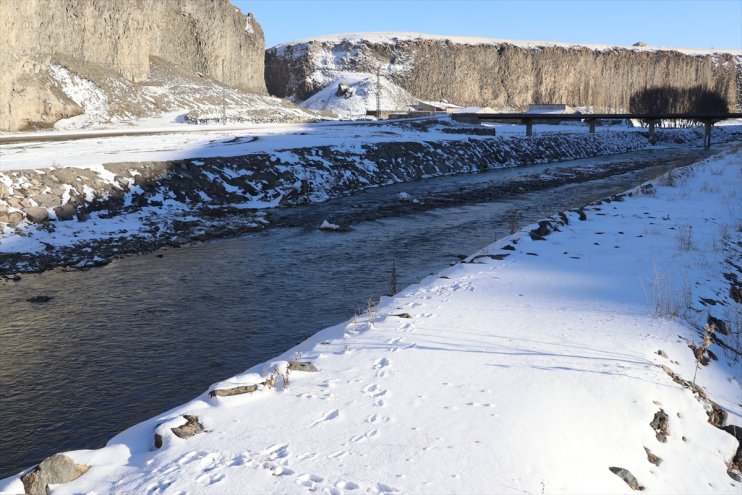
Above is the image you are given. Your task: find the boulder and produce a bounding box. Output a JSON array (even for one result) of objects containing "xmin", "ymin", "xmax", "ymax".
[
  {"xmin": 20, "ymin": 454, "xmax": 89, "ymax": 495},
  {"xmin": 336, "ymin": 83, "xmax": 349, "ymax": 97},
  {"xmin": 650, "ymin": 409, "xmax": 669, "ymax": 442},
  {"xmin": 31, "ymin": 193, "xmax": 60, "ymax": 208},
  {"xmin": 288, "ymin": 361, "xmax": 318, "ymax": 372},
  {"xmin": 23, "ymin": 207, "xmax": 49, "ymax": 224},
  {"xmin": 53, "ymin": 204, "xmax": 76, "ymax": 221},
  {"xmin": 707, "ymin": 315, "xmax": 729, "ymax": 335},
  {"xmin": 319, "ymin": 219, "xmax": 351, "ymax": 232},
  {"xmin": 608, "ymin": 466, "xmax": 644, "ymax": 491},
  {"xmin": 154, "ymin": 414, "xmax": 204, "ymax": 448},
  {"xmin": 209, "ymin": 384, "xmax": 260, "ymax": 398},
  {"xmin": 644, "ymin": 447, "xmax": 662, "ymax": 466},
  {"xmin": 172, "ymin": 415, "xmax": 204, "ymax": 439},
  {"xmin": 7, "ymin": 211, "xmax": 24, "ymax": 226},
  {"xmin": 27, "ymin": 295, "xmax": 53, "ymax": 303}
]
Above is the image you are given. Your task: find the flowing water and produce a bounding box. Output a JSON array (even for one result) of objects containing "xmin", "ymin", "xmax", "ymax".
[{"xmin": 0, "ymin": 145, "xmax": 722, "ymax": 478}]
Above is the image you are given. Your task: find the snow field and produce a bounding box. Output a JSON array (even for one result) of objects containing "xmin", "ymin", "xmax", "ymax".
[{"xmin": 2, "ymin": 147, "xmax": 739, "ymax": 494}]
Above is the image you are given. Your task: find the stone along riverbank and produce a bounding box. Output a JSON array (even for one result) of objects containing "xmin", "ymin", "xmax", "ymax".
[{"xmin": 1, "ymin": 124, "xmax": 737, "ymax": 274}]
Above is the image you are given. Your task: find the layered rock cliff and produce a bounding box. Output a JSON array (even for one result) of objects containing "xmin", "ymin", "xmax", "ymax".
[
  {"xmin": 0, "ymin": 0, "xmax": 266, "ymax": 131},
  {"xmin": 265, "ymin": 33, "xmax": 742, "ymax": 113}
]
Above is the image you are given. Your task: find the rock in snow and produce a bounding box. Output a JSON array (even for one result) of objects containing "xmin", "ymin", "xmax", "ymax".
[{"xmin": 20, "ymin": 454, "xmax": 88, "ymax": 495}]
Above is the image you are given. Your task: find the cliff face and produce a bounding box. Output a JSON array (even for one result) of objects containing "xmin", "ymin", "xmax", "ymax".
[
  {"xmin": 265, "ymin": 34, "xmax": 742, "ymax": 113},
  {"xmin": 0, "ymin": 0, "xmax": 266, "ymax": 131}
]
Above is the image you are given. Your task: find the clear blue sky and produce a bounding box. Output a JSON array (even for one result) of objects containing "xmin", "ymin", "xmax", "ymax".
[{"xmin": 232, "ymin": 0, "xmax": 742, "ymax": 50}]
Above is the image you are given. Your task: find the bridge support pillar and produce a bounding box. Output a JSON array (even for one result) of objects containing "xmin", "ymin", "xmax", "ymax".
[
  {"xmin": 524, "ymin": 120, "xmax": 533, "ymax": 137},
  {"xmin": 647, "ymin": 120, "xmax": 656, "ymax": 142},
  {"xmin": 587, "ymin": 119, "xmax": 596, "ymax": 134}
]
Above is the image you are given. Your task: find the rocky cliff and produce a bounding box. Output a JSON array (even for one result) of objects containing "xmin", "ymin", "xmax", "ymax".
[
  {"xmin": 0, "ymin": 0, "xmax": 266, "ymax": 131},
  {"xmin": 265, "ymin": 33, "xmax": 742, "ymax": 113}
]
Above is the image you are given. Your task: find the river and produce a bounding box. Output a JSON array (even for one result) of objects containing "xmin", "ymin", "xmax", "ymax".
[{"xmin": 0, "ymin": 145, "xmax": 722, "ymax": 479}]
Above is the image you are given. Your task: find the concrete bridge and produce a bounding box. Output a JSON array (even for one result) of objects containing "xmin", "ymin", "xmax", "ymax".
[{"xmin": 451, "ymin": 112, "xmax": 742, "ymax": 148}]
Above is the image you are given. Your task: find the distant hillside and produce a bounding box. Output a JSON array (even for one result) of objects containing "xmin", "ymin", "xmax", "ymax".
[
  {"xmin": 265, "ymin": 32, "xmax": 742, "ymax": 114},
  {"xmin": 0, "ymin": 0, "xmax": 267, "ymax": 131}
]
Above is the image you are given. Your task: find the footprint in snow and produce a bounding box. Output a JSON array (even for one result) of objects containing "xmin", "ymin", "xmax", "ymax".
[
  {"xmin": 199, "ymin": 452, "xmax": 222, "ymax": 472},
  {"xmin": 377, "ymin": 482, "xmax": 398, "ymax": 493},
  {"xmin": 297, "ymin": 473, "xmax": 325, "ymax": 490},
  {"xmin": 310, "ymin": 409, "xmax": 341, "ymax": 427},
  {"xmin": 227, "ymin": 453, "xmax": 251, "ymax": 467},
  {"xmin": 176, "ymin": 450, "xmax": 207, "ymax": 466},
  {"xmin": 146, "ymin": 478, "xmax": 176, "ymax": 494},
  {"xmin": 373, "ymin": 357, "xmax": 390, "ymax": 370},
  {"xmin": 196, "ymin": 471, "xmax": 225, "ymax": 486},
  {"xmin": 335, "ymin": 480, "xmax": 360, "ymax": 490}
]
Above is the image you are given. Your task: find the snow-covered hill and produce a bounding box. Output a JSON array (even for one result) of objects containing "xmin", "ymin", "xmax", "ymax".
[{"xmin": 300, "ymin": 72, "xmax": 417, "ymax": 117}]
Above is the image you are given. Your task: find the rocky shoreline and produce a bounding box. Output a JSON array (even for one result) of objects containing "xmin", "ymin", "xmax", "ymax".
[{"xmin": 1, "ymin": 126, "xmax": 739, "ymax": 275}]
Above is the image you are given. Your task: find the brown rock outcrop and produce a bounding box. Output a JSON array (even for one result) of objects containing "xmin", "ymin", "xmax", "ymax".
[
  {"xmin": 265, "ymin": 33, "xmax": 741, "ymax": 112},
  {"xmin": 0, "ymin": 0, "xmax": 266, "ymax": 131}
]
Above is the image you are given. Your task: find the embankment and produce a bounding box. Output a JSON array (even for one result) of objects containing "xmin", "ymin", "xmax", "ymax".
[{"xmin": 0, "ymin": 126, "xmax": 738, "ymax": 273}]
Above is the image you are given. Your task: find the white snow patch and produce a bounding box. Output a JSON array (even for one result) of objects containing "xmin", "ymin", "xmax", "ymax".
[{"xmin": 49, "ymin": 64, "xmax": 110, "ymax": 130}]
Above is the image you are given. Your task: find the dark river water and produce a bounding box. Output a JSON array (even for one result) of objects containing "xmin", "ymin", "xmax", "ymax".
[{"xmin": 0, "ymin": 145, "xmax": 722, "ymax": 479}]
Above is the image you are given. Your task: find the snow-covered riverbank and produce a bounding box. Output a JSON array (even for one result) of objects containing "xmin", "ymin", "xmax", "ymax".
[
  {"xmin": 3, "ymin": 146, "xmax": 740, "ymax": 494},
  {"xmin": 2, "ymin": 120, "xmax": 739, "ymax": 274}
]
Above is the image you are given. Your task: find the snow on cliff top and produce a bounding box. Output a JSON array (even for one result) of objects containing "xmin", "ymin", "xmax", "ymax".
[{"xmin": 271, "ymin": 32, "xmax": 742, "ymax": 56}]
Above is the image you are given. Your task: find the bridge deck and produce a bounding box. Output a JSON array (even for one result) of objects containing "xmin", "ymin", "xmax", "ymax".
[
  {"xmin": 459, "ymin": 113, "xmax": 742, "ymax": 121},
  {"xmin": 450, "ymin": 112, "xmax": 742, "ymax": 148}
]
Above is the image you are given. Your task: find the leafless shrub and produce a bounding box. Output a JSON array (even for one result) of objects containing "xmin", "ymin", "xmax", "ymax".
[
  {"xmin": 723, "ymin": 304, "xmax": 742, "ymax": 364},
  {"xmin": 507, "ymin": 209, "xmax": 521, "ymax": 234},
  {"xmin": 699, "ymin": 181, "xmax": 720, "ymax": 193},
  {"xmin": 646, "ymin": 264, "xmax": 691, "ymax": 321},
  {"xmin": 692, "ymin": 323, "xmax": 715, "ymax": 387},
  {"xmin": 663, "ymin": 170, "xmax": 675, "ymax": 187},
  {"xmin": 678, "ymin": 225, "xmax": 693, "ymax": 251},
  {"xmin": 388, "ymin": 257, "xmax": 398, "ymax": 296},
  {"xmin": 366, "ymin": 297, "xmax": 379, "ymax": 326},
  {"xmin": 712, "ymin": 224, "xmax": 731, "ymax": 251},
  {"xmin": 265, "ymin": 365, "xmax": 290, "ymax": 390},
  {"xmin": 639, "ymin": 183, "xmax": 656, "ymax": 197}
]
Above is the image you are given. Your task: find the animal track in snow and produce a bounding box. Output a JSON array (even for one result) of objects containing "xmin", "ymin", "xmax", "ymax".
[
  {"xmin": 363, "ymin": 383, "xmax": 387, "ymax": 398},
  {"xmin": 335, "ymin": 480, "xmax": 360, "ymax": 490},
  {"xmin": 350, "ymin": 429, "xmax": 378, "ymax": 443},
  {"xmin": 196, "ymin": 471, "xmax": 225, "ymax": 485},
  {"xmin": 296, "ymin": 473, "xmax": 325, "ymax": 490},
  {"xmin": 310, "ymin": 408, "xmax": 341, "ymax": 427}
]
